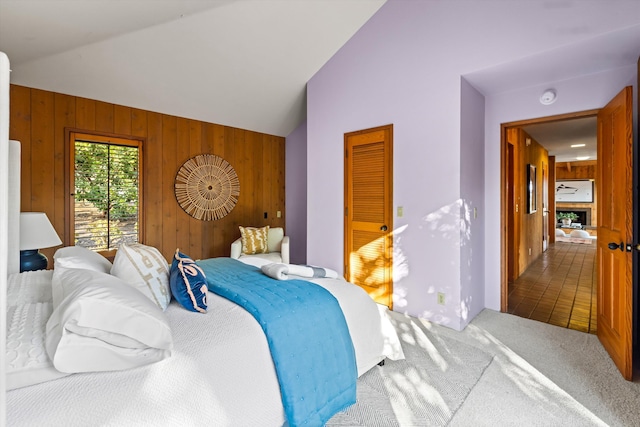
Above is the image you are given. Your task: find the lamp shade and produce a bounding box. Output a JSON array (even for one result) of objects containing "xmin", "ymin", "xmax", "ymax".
[{"xmin": 19, "ymin": 212, "xmax": 62, "ymax": 250}]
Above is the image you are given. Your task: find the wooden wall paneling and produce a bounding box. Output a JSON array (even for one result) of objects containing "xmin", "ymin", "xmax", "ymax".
[
  {"xmin": 145, "ymin": 112, "xmax": 163, "ymax": 253},
  {"xmin": 9, "ymin": 84, "xmax": 286, "ymax": 264},
  {"xmin": 277, "ymin": 135, "xmax": 286, "ymax": 228},
  {"xmin": 29, "ymin": 90, "xmax": 55, "ymax": 213},
  {"xmin": 130, "ymin": 108, "xmax": 147, "ymax": 139},
  {"xmin": 223, "ymin": 126, "xmax": 239, "ymax": 246},
  {"xmin": 10, "ymin": 85, "xmax": 32, "ymax": 212},
  {"xmin": 248, "ymin": 131, "xmax": 263, "ymax": 225},
  {"xmin": 262, "ymin": 134, "xmax": 274, "ymax": 226},
  {"xmin": 188, "ymin": 120, "xmax": 203, "ymax": 258},
  {"xmin": 75, "ymin": 97, "xmax": 96, "ymax": 131},
  {"xmin": 114, "ymin": 105, "xmax": 132, "ymax": 135},
  {"xmin": 160, "ymin": 115, "xmax": 178, "ymax": 261},
  {"xmin": 549, "ymin": 156, "xmax": 556, "ymax": 244},
  {"xmin": 199, "ymin": 123, "xmax": 215, "ymax": 258},
  {"xmin": 174, "ymin": 117, "xmax": 191, "ymax": 257},
  {"xmin": 130, "ymin": 108, "xmax": 148, "ymax": 248},
  {"xmin": 95, "ymin": 101, "xmax": 114, "ymax": 134},
  {"xmin": 53, "ymin": 93, "xmax": 75, "ymax": 250},
  {"xmin": 211, "ymin": 124, "xmax": 232, "ymax": 257},
  {"xmin": 30, "ymin": 89, "xmax": 57, "ymax": 265},
  {"xmin": 519, "ymin": 130, "xmax": 548, "ymax": 274},
  {"xmin": 517, "ymin": 129, "xmax": 527, "ymax": 276}
]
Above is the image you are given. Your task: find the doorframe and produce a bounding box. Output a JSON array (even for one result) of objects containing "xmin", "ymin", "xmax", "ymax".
[{"xmin": 500, "ymin": 109, "xmax": 600, "ymax": 312}]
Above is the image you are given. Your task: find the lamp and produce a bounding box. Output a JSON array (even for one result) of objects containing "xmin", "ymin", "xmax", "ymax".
[{"xmin": 19, "ymin": 212, "xmax": 62, "ymax": 272}]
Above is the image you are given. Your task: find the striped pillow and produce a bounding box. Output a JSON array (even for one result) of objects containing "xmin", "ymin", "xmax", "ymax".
[{"xmin": 239, "ymin": 225, "xmax": 269, "ymax": 255}]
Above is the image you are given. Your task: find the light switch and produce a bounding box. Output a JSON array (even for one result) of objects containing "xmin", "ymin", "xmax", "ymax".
[
  {"xmin": 474, "ymin": 207, "xmax": 477, "ymax": 219},
  {"xmin": 277, "ymin": 210, "xmax": 282, "ymax": 218},
  {"xmin": 397, "ymin": 206, "xmax": 404, "ymax": 217}
]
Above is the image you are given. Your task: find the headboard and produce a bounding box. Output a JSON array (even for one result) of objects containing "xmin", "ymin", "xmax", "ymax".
[{"xmin": 1, "ymin": 49, "xmax": 10, "ymax": 417}]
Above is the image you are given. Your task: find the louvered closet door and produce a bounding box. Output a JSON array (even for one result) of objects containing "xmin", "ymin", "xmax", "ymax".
[{"xmin": 344, "ymin": 125, "xmax": 393, "ymax": 308}]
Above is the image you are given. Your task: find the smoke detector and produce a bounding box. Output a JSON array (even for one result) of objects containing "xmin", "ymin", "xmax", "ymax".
[{"xmin": 540, "ymin": 89, "xmax": 557, "ymax": 105}]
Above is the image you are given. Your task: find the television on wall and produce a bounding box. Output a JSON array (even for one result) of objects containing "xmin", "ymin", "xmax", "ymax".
[{"xmin": 556, "ymin": 179, "xmax": 594, "ymax": 203}]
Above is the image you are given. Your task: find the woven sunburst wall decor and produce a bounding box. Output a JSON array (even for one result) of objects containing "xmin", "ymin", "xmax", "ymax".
[{"xmin": 174, "ymin": 154, "xmax": 240, "ymax": 221}]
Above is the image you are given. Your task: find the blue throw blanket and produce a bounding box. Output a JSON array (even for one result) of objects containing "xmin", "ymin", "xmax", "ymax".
[{"xmin": 197, "ymin": 258, "xmax": 357, "ymax": 427}]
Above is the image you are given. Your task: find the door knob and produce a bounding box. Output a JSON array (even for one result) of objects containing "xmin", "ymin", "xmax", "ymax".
[
  {"xmin": 380, "ymin": 225, "xmax": 388, "ymax": 231},
  {"xmin": 608, "ymin": 242, "xmax": 624, "ymax": 251}
]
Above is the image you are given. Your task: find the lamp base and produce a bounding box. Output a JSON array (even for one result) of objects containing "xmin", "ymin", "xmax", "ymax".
[{"xmin": 20, "ymin": 249, "xmax": 48, "ymax": 272}]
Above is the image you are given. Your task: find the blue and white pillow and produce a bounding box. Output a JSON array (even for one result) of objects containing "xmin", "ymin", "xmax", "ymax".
[{"xmin": 170, "ymin": 250, "xmax": 208, "ymax": 313}]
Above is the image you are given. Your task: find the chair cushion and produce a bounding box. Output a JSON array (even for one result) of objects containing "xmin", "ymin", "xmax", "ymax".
[
  {"xmin": 239, "ymin": 225, "xmax": 269, "ymax": 255},
  {"xmin": 555, "ymin": 229, "xmax": 567, "ymax": 237},
  {"xmin": 267, "ymin": 227, "xmax": 284, "ymax": 253}
]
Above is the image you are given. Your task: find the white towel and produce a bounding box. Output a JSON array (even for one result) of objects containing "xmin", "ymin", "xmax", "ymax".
[
  {"xmin": 260, "ymin": 263, "xmax": 289, "ymax": 280},
  {"xmin": 261, "ymin": 263, "xmax": 339, "ymax": 281}
]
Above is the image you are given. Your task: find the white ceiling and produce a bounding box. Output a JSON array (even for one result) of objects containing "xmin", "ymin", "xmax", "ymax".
[
  {"xmin": 523, "ymin": 117, "xmax": 597, "ymax": 163},
  {"xmin": 0, "ymin": 1, "xmax": 639, "ymax": 139},
  {"xmin": 0, "ymin": 0, "xmax": 386, "ymax": 136}
]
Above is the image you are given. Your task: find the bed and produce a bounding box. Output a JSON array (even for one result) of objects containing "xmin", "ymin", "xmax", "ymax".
[
  {"xmin": 6, "ymin": 249, "xmax": 404, "ymax": 426},
  {"xmin": 1, "ymin": 50, "xmax": 403, "ymax": 425}
]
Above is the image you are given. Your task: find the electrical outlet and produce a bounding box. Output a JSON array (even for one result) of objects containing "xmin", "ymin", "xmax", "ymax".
[
  {"xmin": 437, "ymin": 292, "xmax": 445, "ymax": 305},
  {"xmin": 397, "ymin": 206, "xmax": 404, "ymax": 217},
  {"xmin": 528, "ymin": 248, "xmax": 532, "ymax": 255}
]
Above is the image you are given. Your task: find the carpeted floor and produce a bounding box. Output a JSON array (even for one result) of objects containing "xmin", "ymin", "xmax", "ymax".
[
  {"xmin": 329, "ymin": 309, "xmax": 640, "ymax": 426},
  {"xmin": 327, "ymin": 314, "xmax": 493, "ymax": 426}
]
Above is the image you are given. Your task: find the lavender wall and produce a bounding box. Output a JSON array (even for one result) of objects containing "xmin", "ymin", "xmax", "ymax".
[
  {"xmin": 306, "ymin": 0, "xmax": 640, "ymax": 329},
  {"xmin": 484, "ymin": 65, "xmax": 638, "ymax": 310},
  {"xmin": 460, "ymin": 78, "xmax": 485, "ymax": 327},
  {"xmin": 285, "ymin": 119, "xmax": 308, "ymax": 265}
]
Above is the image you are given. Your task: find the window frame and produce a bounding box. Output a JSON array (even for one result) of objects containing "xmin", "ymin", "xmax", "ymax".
[{"xmin": 65, "ymin": 129, "xmax": 145, "ymax": 258}]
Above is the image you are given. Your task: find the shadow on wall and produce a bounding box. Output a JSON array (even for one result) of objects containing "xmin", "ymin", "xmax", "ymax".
[
  {"xmin": 411, "ymin": 198, "xmax": 476, "ymax": 329},
  {"xmin": 348, "ymin": 198, "xmax": 477, "ymax": 331}
]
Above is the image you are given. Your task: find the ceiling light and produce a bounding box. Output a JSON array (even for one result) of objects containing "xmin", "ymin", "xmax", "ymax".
[
  {"xmin": 571, "ymin": 144, "xmax": 586, "ymax": 148},
  {"xmin": 576, "ymin": 156, "xmax": 590, "ymax": 161},
  {"xmin": 539, "ymin": 89, "xmax": 557, "ymax": 105}
]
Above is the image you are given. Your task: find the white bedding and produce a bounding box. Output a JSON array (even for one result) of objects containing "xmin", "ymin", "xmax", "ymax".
[{"xmin": 7, "ymin": 264, "xmax": 404, "ymax": 426}]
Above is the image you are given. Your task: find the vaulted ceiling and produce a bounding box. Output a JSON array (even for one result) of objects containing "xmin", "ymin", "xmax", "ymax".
[
  {"xmin": 0, "ymin": 0, "xmax": 386, "ymax": 136},
  {"xmin": 1, "ymin": 0, "xmax": 639, "ymax": 142}
]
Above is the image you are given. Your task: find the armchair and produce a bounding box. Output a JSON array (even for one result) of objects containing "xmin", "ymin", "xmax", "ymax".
[{"xmin": 231, "ymin": 226, "xmax": 289, "ymax": 265}]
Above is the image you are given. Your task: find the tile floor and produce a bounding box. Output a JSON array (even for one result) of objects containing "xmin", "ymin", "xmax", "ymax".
[{"xmin": 508, "ymin": 241, "xmax": 597, "ymax": 334}]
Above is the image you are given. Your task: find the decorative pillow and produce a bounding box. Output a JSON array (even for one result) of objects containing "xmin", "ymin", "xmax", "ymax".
[
  {"xmin": 170, "ymin": 249, "xmax": 208, "ymax": 313},
  {"xmin": 46, "ymin": 268, "xmax": 173, "ymax": 373},
  {"xmin": 239, "ymin": 225, "xmax": 269, "ymax": 255},
  {"xmin": 53, "ymin": 245, "xmax": 112, "ymax": 273},
  {"xmin": 111, "ymin": 243, "xmax": 171, "ymax": 311}
]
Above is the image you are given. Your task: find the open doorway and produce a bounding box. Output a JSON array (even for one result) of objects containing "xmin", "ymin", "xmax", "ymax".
[{"xmin": 501, "ymin": 110, "xmax": 599, "ymax": 335}]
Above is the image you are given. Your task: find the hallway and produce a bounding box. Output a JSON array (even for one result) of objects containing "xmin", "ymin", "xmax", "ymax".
[{"xmin": 508, "ymin": 241, "xmax": 597, "ymax": 334}]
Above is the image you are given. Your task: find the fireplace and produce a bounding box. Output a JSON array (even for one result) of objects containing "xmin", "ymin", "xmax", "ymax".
[{"xmin": 557, "ymin": 207, "xmax": 591, "ymax": 226}]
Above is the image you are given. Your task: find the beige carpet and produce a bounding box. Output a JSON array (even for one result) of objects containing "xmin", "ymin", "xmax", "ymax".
[{"xmin": 329, "ymin": 309, "xmax": 640, "ymax": 426}]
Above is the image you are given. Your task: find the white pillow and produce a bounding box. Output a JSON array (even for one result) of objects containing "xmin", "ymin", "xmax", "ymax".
[
  {"xmin": 46, "ymin": 268, "xmax": 173, "ymax": 373},
  {"xmin": 111, "ymin": 243, "xmax": 171, "ymax": 311},
  {"xmin": 53, "ymin": 245, "xmax": 112, "ymax": 273}
]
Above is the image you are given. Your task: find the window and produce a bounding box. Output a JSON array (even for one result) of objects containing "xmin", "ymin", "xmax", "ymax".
[{"xmin": 67, "ymin": 131, "xmax": 143, "ymax": 253}]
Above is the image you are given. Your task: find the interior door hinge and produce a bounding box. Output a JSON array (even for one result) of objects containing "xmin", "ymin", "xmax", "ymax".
[{"xmin": 345, "ymin": 207, "xmax": 348, "ymax": 216}]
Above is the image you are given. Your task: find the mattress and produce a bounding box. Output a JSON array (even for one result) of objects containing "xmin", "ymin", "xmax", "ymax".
[{"xmin": 6, "ymin": 268, "xmax": 403, "ymax": 426}]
